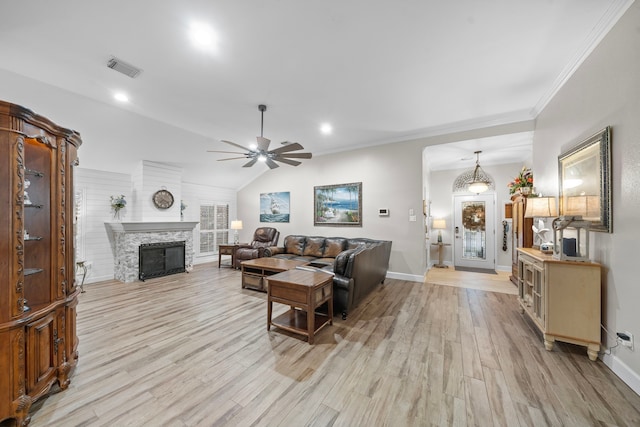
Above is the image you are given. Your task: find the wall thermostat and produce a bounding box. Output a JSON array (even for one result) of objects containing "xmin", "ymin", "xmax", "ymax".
[{"xmin": 378, "ymin": 208, "xmax": 389, "ymax": 216}]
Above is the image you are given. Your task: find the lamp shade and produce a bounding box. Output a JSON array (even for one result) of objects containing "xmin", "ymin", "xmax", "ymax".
[
  {"xmin": 524, "ymin": 197, "xmax": 557, "ymax": 218},
  {"xmin": 565, "ymin": 195, "xmax": 599, "ymax": 219},
  {"xmin": 432, "ymin": 219, "xmax": 446, "ymax": 229},
  {"xmin": 230, "ymin": 220, "xmax": 243, "ymax": 230}
]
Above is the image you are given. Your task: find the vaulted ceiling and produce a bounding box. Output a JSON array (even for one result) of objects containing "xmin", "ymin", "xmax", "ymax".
[{"xmin": 0, "ymin": 0, "xmax": 631, "ymax": 186}]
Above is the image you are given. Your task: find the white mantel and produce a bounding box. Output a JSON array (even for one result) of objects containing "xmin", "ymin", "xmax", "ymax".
[{"xmin": 106, "ymin": 221, "xmax": 198, "ymax": 233}]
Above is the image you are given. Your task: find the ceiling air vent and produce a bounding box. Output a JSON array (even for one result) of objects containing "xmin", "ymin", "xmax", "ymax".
[{"xmin": 106, "ymin": 57, "xmax": 142, "ymax": 78}]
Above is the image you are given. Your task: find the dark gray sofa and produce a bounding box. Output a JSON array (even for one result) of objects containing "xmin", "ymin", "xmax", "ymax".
[{"xmin": 265, "ymin": 235, "xmax": 392, "ymax": 319}]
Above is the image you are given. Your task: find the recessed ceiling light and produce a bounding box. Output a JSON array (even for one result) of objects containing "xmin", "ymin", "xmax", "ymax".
[
  {"xmin": 189, "ymin": 22, "xmax": 217, "ymax": 50},
  {"xmin": 320, "ymin": 123, "xmax": 333, "ymax": 135},
  {"xmin": 114, "ymin": 92, "xmax": 129, "ymax": 103}
]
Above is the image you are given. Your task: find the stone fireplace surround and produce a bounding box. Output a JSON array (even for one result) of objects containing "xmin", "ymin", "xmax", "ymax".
[{"xmin": 106, "ymin": 222, "xmax": 198, "ymax": 283}]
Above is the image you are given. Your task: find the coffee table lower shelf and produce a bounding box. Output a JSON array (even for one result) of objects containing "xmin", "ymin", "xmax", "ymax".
[{"xmin": 270, "ymin": 309, "xmax": 331, "ymax": 341}]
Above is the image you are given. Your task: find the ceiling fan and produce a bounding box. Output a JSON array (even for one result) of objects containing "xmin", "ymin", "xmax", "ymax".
[{"xmin": 208, "ymin": 104, "xmax": 312, "ymax": 169}]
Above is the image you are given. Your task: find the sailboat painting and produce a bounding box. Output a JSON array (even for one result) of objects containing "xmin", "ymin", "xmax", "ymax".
[{"xmin": 260, "ymin": 192, "xmax": 290, "ymax": 223}]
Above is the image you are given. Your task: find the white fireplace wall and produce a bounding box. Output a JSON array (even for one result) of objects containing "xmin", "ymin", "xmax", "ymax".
[{"xmin": 131, "ymin": 160, "xmax": 182, "ymax": 222}]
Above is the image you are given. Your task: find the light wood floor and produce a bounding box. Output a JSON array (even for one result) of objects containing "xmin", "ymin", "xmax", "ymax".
[
  {"xmin": 425, "ymin": 267, "xmax": 517, "ymax": 295},
  {"xmin": 25, "ymin": 263, "xmax": 640, "ymax": 426}
]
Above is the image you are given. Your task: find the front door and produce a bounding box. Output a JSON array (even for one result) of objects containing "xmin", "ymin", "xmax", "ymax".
[{"xmin": 453, "ymin": 194, "xmax": 496, "ymax": 270}]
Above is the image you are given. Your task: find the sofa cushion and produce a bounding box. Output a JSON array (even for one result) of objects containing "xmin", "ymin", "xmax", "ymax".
[
  {"xmin": 284, "ymin": 235, "xmax": 306, "ymax": 256},
  {"xmin": 303, "ymin": 236, "xmax": 325, "ymax": 257},
  {"xmin": 323, "ymin": 237, "xmax": 347, "ymax": 258}
]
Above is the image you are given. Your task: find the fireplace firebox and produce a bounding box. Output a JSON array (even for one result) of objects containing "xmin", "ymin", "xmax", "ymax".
[{"xmin": 139, "ymin": 241, "xmax": 186, "ymax": 281}]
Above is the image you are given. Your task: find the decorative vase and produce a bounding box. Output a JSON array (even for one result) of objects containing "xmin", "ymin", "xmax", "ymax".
[
  {"xmin": 113, "ymin": 209, "xmax": 121, "ymax": 221},
  {"xmin": 521, "ymin": 187, "xmax": 531, "ymax": 195}
]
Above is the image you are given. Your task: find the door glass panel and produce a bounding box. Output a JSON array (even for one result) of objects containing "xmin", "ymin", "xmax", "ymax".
[{"xmin": 461, "ymin": 201, "xmax": 486, "ymax": 260}]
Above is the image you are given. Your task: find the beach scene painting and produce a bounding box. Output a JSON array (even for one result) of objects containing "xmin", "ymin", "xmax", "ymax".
[
  {"xmin": 314, "ymin": 182, "xmax": 362, "ymax": 226},
  {"xmin": 260, "ymin": 192, "xmax": 290, "ymax": 223}
]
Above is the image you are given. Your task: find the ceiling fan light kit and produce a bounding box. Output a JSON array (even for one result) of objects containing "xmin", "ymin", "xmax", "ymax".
[{"xmin": 208, "ymin": 104, "xmax": 312, "ymax": 169}]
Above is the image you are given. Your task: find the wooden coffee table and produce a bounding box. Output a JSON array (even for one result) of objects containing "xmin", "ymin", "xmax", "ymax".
[
  {"xmin": 240, "ymin": 258, "xmax": 309, "ymax": 291},
  {"xmin": 266, "ymin": 269, "xmax": 333, "ymax": 344}
]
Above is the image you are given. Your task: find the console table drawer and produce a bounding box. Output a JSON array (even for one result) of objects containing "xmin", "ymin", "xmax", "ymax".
[
  {"xmin": 271, "ymin": 286, "xmax": 307, "ymax": 305},
  {"xmin": 219, "ymin": 246, "xmax": 235, "ymax": 256},
  {"xmin": 315, "ymin": 282, "xmax": 332, "ymax": 302}
]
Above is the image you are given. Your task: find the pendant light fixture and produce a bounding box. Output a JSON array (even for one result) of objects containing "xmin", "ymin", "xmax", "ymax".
[{"xmin": 467, "ymin": 151, "xmax": 492, "ymax": 194}]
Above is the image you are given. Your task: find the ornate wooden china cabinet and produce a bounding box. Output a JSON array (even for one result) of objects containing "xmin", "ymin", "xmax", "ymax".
[{"xmin": 0, "ymin": 101, "xmax": 82, "ymax": 426}]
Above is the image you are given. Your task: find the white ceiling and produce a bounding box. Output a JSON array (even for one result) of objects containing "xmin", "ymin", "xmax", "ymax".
[{"xmin": 0, "ymin": 0, "xmax": 630, "ymax": 186}]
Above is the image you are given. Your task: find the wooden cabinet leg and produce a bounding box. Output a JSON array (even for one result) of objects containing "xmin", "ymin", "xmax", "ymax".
[
  {"xmin": 587, "ymin": 344, "xmax": 600, "ymax": 361},
  {"xmin": 544, "ymin": 334, "xmax": 555, "ymax": 351}
]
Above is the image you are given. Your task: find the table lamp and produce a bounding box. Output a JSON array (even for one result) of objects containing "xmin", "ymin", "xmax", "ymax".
[
  {"xmin": 230, "ymin": 220, "xmax": 243, "ymax": 244},
  {"xmin": 432, "ymin": 218, "xmax": 446, "ymax": 243},
  {"xmin": 524, "ymin": 197, "xmax": 557, "ymax": 251}
]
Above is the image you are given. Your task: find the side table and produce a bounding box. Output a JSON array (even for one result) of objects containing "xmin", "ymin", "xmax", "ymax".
[
  {"xmin": 431, "ymin": 242, "xmax": 451, "ymax": 268},
  {"xmin": 218, "ymin": 243, "xmax": 245, "ymax": 268},
  {"xmin": 266, "ymin": 268, "xmax": 333, "ymax": 344}
]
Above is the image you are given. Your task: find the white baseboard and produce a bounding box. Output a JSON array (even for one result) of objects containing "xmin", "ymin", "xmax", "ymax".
[
  {"xmin": 85, "ymin": 273, "xmax": 114, "ymax": 284},
  {"xmin": 601, "ymin": 352, "xmax": 640, "ymax": 396},
  {"xmin": 386, "ymin": 271, "xmax": 423, "ymax": 283}
]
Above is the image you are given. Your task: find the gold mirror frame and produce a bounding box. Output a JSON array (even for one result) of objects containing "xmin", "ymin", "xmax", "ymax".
[{"xmin": 558, "ymin": 126, "xmax": 612, "ymax": 232}]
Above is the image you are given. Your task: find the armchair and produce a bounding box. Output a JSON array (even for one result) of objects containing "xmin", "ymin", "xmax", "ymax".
[{"xmin": 234, "ymin": 227, "xmax": 280, "ymax": 268}]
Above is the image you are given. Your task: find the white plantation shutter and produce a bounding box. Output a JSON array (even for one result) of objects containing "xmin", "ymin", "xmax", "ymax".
[{"xmin": 199, "ymin": 203, "xmax": 229, "ymax": 254}]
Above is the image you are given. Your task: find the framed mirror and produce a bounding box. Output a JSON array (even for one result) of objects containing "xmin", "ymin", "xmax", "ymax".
[{"xmin": 558, "ymin": 126, "xmax": 611, "ymax": 232}]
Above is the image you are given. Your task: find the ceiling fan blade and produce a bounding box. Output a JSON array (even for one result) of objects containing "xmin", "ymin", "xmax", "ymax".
[
  {"xmin": 221, "ymin": 140, "xmax": 252, "ymax": 151},
  {"xmin": 256, "ymin": 136, "xmax": 271, "ymax": 152},
  {"xmin": 265, "ymin": 158, "xmax": 280, "ymax": 169},
  {"xmin": 207, "ymin": 150, "xmax": 247, "ymax": 155},
  {"xmin": 243, "ymin": 158, "xmax": 258, "ymax": 168},
  {"xmin": 269, "ymin": 143, "xmax": 304, "ymax": 155},
  {"xmin": 217, "ymin": 157, "xmax": 248, "ymax": 161},
  {"xmin": 274, "ymin": 157, "xmax": 302, "ymax": 167},
  {"xmin": 278, "ymin": 152, "xmax": 312, "ymax": 159}
]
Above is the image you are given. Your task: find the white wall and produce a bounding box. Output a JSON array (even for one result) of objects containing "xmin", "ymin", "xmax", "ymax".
[
  {"xmin": 131, "ymin": 161, "xmax": 182, "ymax": 222},
  {"xmin": 75, "ymin": 168, "xmax": 132, "ymax": 283},
  {"xmin": 533, "ymin": 1, "xmax": 640, "ymax": 392}
]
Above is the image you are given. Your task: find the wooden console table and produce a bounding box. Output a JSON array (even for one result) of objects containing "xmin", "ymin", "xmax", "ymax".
[
  {"xmin": 517, "ymin": 248, "xmax": 601, "ymax": 360},
  {"xmin": 266, "ymin": 269, "xmax": 334, "ymax": 344},
  {"xmin": 431, "ymin": 242, "xmax": 450, "ymax": 268}
]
